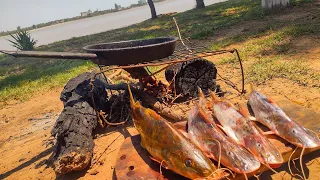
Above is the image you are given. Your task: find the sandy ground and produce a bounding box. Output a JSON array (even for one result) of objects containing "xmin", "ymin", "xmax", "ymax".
[
  {"xmin": 0, "ymin": 67, "xmax": 319, "ymax": 180},
  {"xmin": 1, "ymin": 43, "xmax": 320, "ymax": 180},
  {"xmin": 1, "ymin": 4, "xmax": 320, "ymax": 179},
  {"xmin": 0, "ymin": 78, "xmax": 319, "ymax": 180}
]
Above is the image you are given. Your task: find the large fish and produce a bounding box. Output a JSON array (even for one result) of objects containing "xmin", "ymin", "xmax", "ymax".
[
  {"xmin": 248, "ymin": 85, "xmax": 320, "ymax": 148},
  {"xmin": 127, "ymin": 85, "xmax": 221, "ymax": 179},
  {"xmin": 210, "ymin": 91, "xmax": 283, "ymax": 168},
  {"xmin": 188, "ymin": 88, "xmax": 260, "ymax": 174}
]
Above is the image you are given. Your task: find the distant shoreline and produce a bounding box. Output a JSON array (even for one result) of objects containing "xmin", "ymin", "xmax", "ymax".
[{"xmin": 0, "ymin": 0, "xmax": 165, "ymax": 37}]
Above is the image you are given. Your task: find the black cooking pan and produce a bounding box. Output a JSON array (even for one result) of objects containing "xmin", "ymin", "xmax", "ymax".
[{"xmin": 1, "ymin": 37, "xmax": 178, "ymax": 66}]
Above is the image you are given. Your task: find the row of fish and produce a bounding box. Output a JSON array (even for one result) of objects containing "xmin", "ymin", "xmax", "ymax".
[{"xmin": 127, "ymin": 84, "xmax": 320, "ymax": 179}]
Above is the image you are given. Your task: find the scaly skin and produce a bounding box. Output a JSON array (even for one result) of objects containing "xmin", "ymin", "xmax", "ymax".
[
  {"xmin": 249, "ymin": 90, "xmax": 320, "ymax": 148},
  {"xmin": 188, "ymin": 98, "xmax": 261, "ymax": 174},
  {"xmin": 210, "ymin": 92, "xmax": 283, "ymax": 167},
  {"xmin": 128, "ymin": 85, "xmax": 219, "ymax": 179}
]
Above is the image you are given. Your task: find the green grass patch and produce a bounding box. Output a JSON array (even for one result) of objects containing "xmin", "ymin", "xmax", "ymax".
[
  {"xmin": 0, "ymin": 61, "xmax": 94, "ymax": 106},
  {"xmin": 246, "ymin": 57, "xmax": 319, "ymax": 87}
]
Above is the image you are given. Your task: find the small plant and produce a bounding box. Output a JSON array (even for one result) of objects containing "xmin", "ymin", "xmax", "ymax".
[{"xmin": 8, "ymin": 29, "xmax": 37, "ymax": 50}]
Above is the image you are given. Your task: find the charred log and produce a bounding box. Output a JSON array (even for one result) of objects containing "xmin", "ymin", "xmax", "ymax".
[
  {"xmin": 165, "ymin": 58, "xmax": 217, "ymax": 98},
  {"xmin": 51, "ymin": 72, "xmax": 108, "ymax": 174}
]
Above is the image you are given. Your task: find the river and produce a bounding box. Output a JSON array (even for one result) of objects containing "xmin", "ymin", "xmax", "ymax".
[{"xmin": 0, "ymin": 0, "xmax": 225, "ymax": 50}]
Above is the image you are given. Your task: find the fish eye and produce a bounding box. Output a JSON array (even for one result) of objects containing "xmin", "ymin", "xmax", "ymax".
[
  {"xmin": 257, "ymin": 143, "xmax": 262, "ymax": 148},
  {"xmin": 185, "ymin": 159, "xmax": 192, "ymax": 167},
  {"xmin": 292, "ymin": 129, "xmax": 296, "ymax": 134},
  {"xmin": 227, "ymin": 152, "xmax": 233, "ymax": 156}
]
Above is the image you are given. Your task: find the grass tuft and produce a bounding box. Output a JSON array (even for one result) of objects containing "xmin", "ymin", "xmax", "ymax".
[{"xmin": 247, "ymin": 58, "xmax": 319, "ymax": 87}]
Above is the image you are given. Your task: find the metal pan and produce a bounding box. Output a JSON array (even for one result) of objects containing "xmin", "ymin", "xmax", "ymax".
[{"xmin": 1, "ymin": 37, "xmax": 178, "ymax": 66}]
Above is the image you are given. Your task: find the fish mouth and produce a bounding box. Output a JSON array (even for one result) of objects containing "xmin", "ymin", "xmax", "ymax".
[
  {"xmin": 229, "ymin": 166, "xmax": 257, "ymax": 174},
  {"xmin": 268, "ymin": 163, "xmax": 282, "ymax": 169},
  {"xmin": 297, "ymin": 142, "xmax": 320, "ymax": 149},
  {"xmin": 306, "ymin": 143, "xmax": 320, "ymax": 148},
  {"xmin": 231, "ymin": 159, "xmax": 261, "ymax": 174},
  {"xmin": 264, "ymin": 155, "xmax": 283, "ymax": 168}
]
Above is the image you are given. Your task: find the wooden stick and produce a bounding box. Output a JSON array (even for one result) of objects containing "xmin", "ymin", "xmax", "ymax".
[{"xmin": 104, "ymin": 83, "xmax": 188, "ymax": 122}]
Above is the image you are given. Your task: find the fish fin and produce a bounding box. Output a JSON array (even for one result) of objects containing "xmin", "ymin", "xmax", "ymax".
[
  {"xmin": 238, "ymin": 103, "xmax": 250, "ymax": 119},
  {"xmin": 251, "ymin": 122, "xmax": 266, "ymax": 135},
  {"xmin": 150, "ymin": 157, "xmax": 169, "ymax": 169},
  {"xmin": 209, "ymin": 90, "xmax": 220, "ymax": 104},
  {"xmin": 249, "ymin": 116, "xmax": 257, "ymax": 121},
  {"xmin": 198, "ymin": 107, "xmax": 214, "ymax": 124},
  {"xmin": 173, "ymin": 121, "xmax": 187, "ymax": 131},
  {"xmin": 244, "ymin": 83, "xmax": 256, "ymax": 100},
  {"xmin": 249, "ymin": 83, "xmax": 255, "ymax": 93},
  {"xmin": 267, "ymin": 96, "xmax": 279, "ymax": 108},
  {"xmin": 198, "ymin": 87, "xmax": 206, "ymax": 109},
  {"xmin": 263, "ymin": 131, "xmax": 275, "ymax": 135},
  {"xmin": 140, "ymin": 141, "xmax": 146, "ymax": 149},
  {"xmin": 127, "ymin": 84, "xmax": 136, "ymax": 109},
  {"xmin": 210, "ymin": 90, "xmax": 237, "ymax": 111},
  {"xmin": 216, "ymin": 124, "xmax": 226, "ymax": 133},
  {"xmin": 179, "ymin": 129, "xmax": 188, "ymax": 138},
  {"xmin": 206, "ymin": 101, "xmax": 213, "ymax": 110}
]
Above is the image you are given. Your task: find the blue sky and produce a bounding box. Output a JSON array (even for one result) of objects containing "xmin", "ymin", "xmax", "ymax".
[{"xmin": 0, "ymin": 0, "xmax": 141, "ymax": 31}]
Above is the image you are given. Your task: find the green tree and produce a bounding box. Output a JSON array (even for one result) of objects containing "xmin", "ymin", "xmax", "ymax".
[
  {"xmin": 195, "ymin": 0, "xmax": 205, "ymax": 8},
  {"xmin": 148, "ymin": 0, "xmax": 157, "ymax": 19},
  {"xmin": 138, "ymin": 0, "xmax": 147, "ymax": 5},
  {"xmin": 8, "ymin": 29, "xmax": 37, "ymax": 50},
  {"xmin": 114, "ymin": 3, "xmax": 119, "ymax": 10}
]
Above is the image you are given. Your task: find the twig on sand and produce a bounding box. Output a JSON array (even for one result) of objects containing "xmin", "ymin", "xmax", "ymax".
[{"xmin": 91, "ymin": 134, "xmax": 122, "ymax": 167}]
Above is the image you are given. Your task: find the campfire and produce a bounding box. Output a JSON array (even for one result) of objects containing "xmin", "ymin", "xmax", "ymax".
[
  {"xmin": 3, "ymin": 35, "xmax": 318, "ymax": 180},
  {"xmin": 49, "ymin": 38, "xmax": 245, "ymax": 176}
]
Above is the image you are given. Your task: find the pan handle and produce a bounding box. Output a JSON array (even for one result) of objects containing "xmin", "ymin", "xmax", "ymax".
[{"xmin": 0, "ymin": 50, "xmax": 98, "ymax": 60}]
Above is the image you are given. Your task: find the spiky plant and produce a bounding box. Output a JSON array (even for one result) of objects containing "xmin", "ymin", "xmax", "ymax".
[{"xmin": 8, "ymin": 30, "xmax": 37, "ymax": 50}]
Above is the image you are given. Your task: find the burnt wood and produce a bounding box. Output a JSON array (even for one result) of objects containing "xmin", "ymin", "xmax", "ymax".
[
  {"xmin": 165, "ymin": 58, "xmax": 217, "ymax": 97},
  {"xmin": 51, "ymin": 72, "xmax": 108, "ymax": 174}
]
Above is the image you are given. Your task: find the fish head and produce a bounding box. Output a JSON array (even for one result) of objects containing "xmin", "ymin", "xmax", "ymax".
[
  {"xmin": 209, "ymin": 90, "xmax": 220, "ymax": 105},
  {"xmin": 248, "ymin": 90, "xmax": 266, "ymax": 107},
  {"xmin": 244, "ymin": 134, "xmax": 283, "ymax": 166},
  {"xmin": 220, "ymin": 146, "xmax": 261, "ymax": 174},
  {"xmin": 197, "ymin": 87, "xmax": 206, "ymax": 109},
  {"xmin": 167, "ymin": 147, "xmax": 218, "ymax": 179},
  {"xmin": 277, "ymin": 120, "xmax": 320, "ymax": 148}
]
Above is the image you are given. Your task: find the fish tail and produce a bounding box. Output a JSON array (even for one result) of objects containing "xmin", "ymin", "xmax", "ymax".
[
  {"xmin": 249, "ymin": 83, "xmax": 255, "ymax": 93},
  {"xmin": 238, "ymin": 103, "xmax": 250, "ymax": 119},
  {"xmin": 127, "ymin": 84, "xmax": 135, "ymax": 109},
  {"xmin": 245, "ymin": 83, "xmax": 255, "ymax": 99},
  {"xmin": 197, "ymin": 87, "xmax": 206, "ymax": 109},
  {"xmin": 209, "ymin": 90, "xmax": 219, "ymax": 104},
  {"xmin": 189, "ymin": 106, "xmax": 200, "ymax": 121}
]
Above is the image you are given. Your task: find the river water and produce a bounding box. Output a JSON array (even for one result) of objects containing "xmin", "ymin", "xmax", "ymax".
[{"xmin": 0, "ymin": 0, "xmax": 225, "ymax": 50}]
